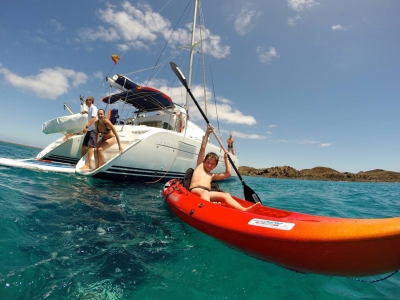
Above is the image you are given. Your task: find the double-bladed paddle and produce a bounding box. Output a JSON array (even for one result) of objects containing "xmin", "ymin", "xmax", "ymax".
[{"xmin": 170, "ymin": 62, "xmax": 262, "ymax": 204}]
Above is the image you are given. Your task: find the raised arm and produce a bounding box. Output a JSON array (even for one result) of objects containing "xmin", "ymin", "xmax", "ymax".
[
  {"xmin": 197, "ymin": 124, "xmax": 214, "ymax": 166},
  {"xmin": 212, "ymin": 152, "xmax": 231, "ymax": 181}
]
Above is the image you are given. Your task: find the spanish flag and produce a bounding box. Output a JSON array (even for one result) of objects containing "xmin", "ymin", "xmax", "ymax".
[{"xmin": 111, "ymin": 54, "xmax": 120, "ymax": 65}]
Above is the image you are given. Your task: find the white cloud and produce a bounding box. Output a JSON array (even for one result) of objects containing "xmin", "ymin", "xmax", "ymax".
[
  {"xmin": 146, "ymin": 79, "xmax": 256, "ymax": 125},
  {"xmin": 0, "ymin": 64, "xmax": 88, "ymax": 100},
  {"xmin": 332, "ymin": 24, "xmax": 347, "ymax": 31},
  {"xmin": 234, "ymin": 8, "xmax": 261, "ymax": 36},
  {"xmin": 257, "ymin": 47, "xmax": 279, "ymax": 64},
  {"xmin": 320, "ymin": 143, "xmax": 331, "ymax": 147},
  {"xmin": 231, "ymin": 131, "xmax": 267, "ymax": 139},
  {"xmin": 288, "ymin": 0, "xmax": 319, "ymax": 11},
  {"xmin": 287, "ymin": 16, "xmax": 303, "ymax": 26},
  {"xmin": 49, "ymin": 19, "xmax": 65, "ymax": 32},
  {"xmin": 300, "ymin": 139, "xmax": 319, "ymax": 144},
  {"xmin": 93, "ymin": 71, "xmax": 104, "ymax": 80},
  {"xmin": 80, "ymin": 26, "xmax": 120, "ymax": 42},
  {"xmin": 33, "ymin": 36, "xmax": 48, "ymax": 45},
  {"xmin": 79, "ymin": 1, "xmax": 229, "ymax": 58},
  {"xmin": 268, "ymin": 124, "xmax": 277, "ymax": 128}
]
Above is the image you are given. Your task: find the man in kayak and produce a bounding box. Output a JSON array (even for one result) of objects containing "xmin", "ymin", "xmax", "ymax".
[{"xmin": 189, "ymin": 124, "xmax": 260, "ymax": 212}]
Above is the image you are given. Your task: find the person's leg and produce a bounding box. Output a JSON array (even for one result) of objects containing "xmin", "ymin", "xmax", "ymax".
[
  {"xmin": 86, "ymin": 147, "xmax": 94, "ymax": 169},
  {"xmin": 210, "ymin": 191, "xmax": 260, "ymax": 211},
  {"xmin": 94, "ymin": 148, "xmax": 99, "ymax": 169},
  {"xmin": 94, "ymin": 139, "xmax": 106, "ymax": 169},
  {"xmin": 97, "ymin": 137, "xmax": 115, "ymax": 167},
  {"xmin": 82, "ymin": 131, "xmax": 97, "ymax": 169},
  {"xmin": 81, "ymin": 145, "xmax": 86, "ymax": 157},
  {"xmin": 190, "ymin": 188, "xmax": 211, "ymax": 201},
  {"xmin": 80, "ymin": 138, "xmax": 89, "ymax": 169},
  {"xmin": 81, "ymin": 132, "xmax": 89, "ymax": 158}
]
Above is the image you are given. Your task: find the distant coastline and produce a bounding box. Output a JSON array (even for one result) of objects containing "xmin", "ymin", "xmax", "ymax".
[
  {"xmin": 0, "ymin": 140, "xmax": 42, "ymax": 150},
  {"xmin": 238, "ymin": 166, "xmax": 400, "ymax": 183},
  {"xmin": 1, "ymin": 139, "xmax": 398, "ymax": 182}
]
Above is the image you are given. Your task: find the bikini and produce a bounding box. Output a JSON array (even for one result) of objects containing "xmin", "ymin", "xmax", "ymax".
[
  {"xmin": 96, "ymin": 123, "xmax": 113, "ymax": 140},
  {"xmin": 189, "ymin": 186, "xmax": 211, "ymax": 192}
]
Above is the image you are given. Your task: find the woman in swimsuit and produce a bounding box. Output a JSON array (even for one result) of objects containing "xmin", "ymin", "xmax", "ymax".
[{"xmin": 93, "ymin": 109, "xmax": 123, "ymax": 169}]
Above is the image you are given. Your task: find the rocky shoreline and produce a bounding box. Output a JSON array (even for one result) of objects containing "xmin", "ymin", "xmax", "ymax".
[{"xmin": 238, "ymin": 166, "xmax": 400, "ymax": 183}]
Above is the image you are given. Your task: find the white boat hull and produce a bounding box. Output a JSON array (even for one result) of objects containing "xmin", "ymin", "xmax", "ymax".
[
  {"xmin": 0, "ymin": 157, "xmax": 75, "ymax": 173},
  {"xmin": 75, "ymin": 125, "xmax": 238, "ymax": 181},
  {"xmin": 36, "ymin": 135, "xmax": 84, "ymax": 165}
]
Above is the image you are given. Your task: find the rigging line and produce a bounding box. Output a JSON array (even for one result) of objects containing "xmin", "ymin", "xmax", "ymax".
[
  {"xmin": 348, "ymin": 269, "xmax": 399, "ymax": 283},
  {"xmin": 146, "ymin": 112, "xmax": 190, "ymax": 184},
  {"xmin": 198, "ymin": 0, "xmax": 207, "ymax": 117},
  {"xmin": 197, "ymin": 0, "xmax": 221, "ymax": 138},
  {"xmin": 105, "ymin": 0, "xmax": 173, "ymax": 78},
  {"xmin": 207, "ymin": 58, "xmax": 221, "ymax": 137},
  {"xmin": 146, "ymin": 0, "xmax": 193, "ymax": 86},
  {"xmin": 123, "ymin": 49, "xmax": 185, "ymax": 77},
  {"xmin": 148, "ymin": 49, "xmax": 186, "ymax": 81}
]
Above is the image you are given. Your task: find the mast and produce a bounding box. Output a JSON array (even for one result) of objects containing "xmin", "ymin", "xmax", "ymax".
[
  {"xmin": 199, "ymin": 7, "xmax": 207, "ymax": 117},
  {"xmin": 186, "ymin": 0, "xmax": 199, "ymax": 119}
]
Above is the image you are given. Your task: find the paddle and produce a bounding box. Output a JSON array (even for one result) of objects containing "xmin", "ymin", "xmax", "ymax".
[{"xmin": 170, "ymin": 62, "xmax": 262, "ymax": 204}]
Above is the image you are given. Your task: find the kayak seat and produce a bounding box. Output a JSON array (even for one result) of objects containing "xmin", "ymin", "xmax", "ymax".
[{"xmin": 183, "ymin": 168, "xmax": 221, "ymax": 192}]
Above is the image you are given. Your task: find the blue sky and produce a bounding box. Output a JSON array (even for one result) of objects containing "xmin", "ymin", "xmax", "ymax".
[{"xmin": 1, "ymin": 0, "xmax": 399, "ymax": 173}]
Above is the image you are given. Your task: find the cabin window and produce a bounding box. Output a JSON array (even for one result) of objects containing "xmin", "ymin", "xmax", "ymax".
[{"xmin": 139, "ymin": 121, "xmax": 162, "ymax": 128}]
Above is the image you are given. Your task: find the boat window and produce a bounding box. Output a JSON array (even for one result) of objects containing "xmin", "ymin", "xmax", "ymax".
[{"xmin": 139, "ymin": 121, "xmax": 162, "ymax": 128}]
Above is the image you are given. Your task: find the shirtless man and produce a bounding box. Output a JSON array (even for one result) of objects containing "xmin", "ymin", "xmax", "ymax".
[
  {"xmin": 227, "ymin": 134, "xmax": 234, "ymax": 155},
  {"xmin": 189, "ymin": 124, "xmax": 260, "ymax": 212}
]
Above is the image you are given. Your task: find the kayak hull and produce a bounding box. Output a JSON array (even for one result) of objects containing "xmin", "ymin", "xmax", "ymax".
[{"xmin": 162, "ymin": 179, "xmax": 400, "ymax": 277}]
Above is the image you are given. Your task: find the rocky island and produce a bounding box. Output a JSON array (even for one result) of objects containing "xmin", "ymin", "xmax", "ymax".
[{"xmin": 238, "ymin": 166, "xmax": 400, "ymax": 183}]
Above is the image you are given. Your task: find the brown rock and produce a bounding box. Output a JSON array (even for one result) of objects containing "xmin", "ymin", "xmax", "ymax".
[{"xmin": 238, "ymin": 166, "xmax": 400, "ymax": 182}]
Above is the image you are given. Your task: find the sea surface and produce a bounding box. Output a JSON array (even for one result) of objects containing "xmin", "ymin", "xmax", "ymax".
[{"xmin": 0, "ymin": 140, "xmax": 399, "ymax": 299}]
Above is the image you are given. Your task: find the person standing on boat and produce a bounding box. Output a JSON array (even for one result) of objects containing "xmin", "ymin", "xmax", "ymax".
[
  {"xmin": 80, "ymin": 96, "xmax": 98, "ymax": 170},
  {"xmin": 189, "ymin": 125, "xmax": 260, "ymax": 212},
  {"xmin": 93, "ymin": 109, "xmax": 123, "ymax": 169},
  {"xmin": 227, "ymin": 134, "xmax": 235, "ymax": 155}
]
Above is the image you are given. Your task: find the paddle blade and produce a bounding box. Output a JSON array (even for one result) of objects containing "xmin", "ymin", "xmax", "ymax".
[
  {"xmin": 243, "ymin": 182, "xmax": 262, "ymax": 204},
  {"xmin": 170, "ymin": 62, "xmax": 188, "ymax": 89}
]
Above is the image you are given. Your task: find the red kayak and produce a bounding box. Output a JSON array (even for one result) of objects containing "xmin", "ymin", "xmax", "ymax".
[{"xmin": 162, "ymin": 179, "xmax": 400, "ymax": 277}]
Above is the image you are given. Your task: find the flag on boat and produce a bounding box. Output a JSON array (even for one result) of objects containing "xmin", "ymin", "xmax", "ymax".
[{"xmin": 111, "ymin": 54, "xmax": 120, "ymax": 64}]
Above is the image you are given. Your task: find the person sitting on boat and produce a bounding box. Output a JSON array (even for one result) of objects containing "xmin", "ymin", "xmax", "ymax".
[
  {"xmin": 93, "ymin": 109, "xmax": 123, "ymax": 169},
  {"xmin": 189, "ymin": 124, "xmax": 260, "ymax": 212},
  {"xmin": 80, "ymin": 96, "xmax": 98, "ymax": 170}
]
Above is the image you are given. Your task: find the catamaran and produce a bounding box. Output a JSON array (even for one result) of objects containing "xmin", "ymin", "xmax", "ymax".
[{"xmin": 2, "ymin": 0, "xmax": 239, "ymax": 180}]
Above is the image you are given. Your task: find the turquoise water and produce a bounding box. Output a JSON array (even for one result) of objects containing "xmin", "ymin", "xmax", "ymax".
[{"xmin": 0, "ymin": 141, "xmax": 399, "ymax": 299}]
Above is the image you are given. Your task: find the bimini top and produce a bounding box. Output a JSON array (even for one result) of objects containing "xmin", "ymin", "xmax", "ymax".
[{"xmin": 103, "ymin": 74, "xmax": 174, "ymax": 112}]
